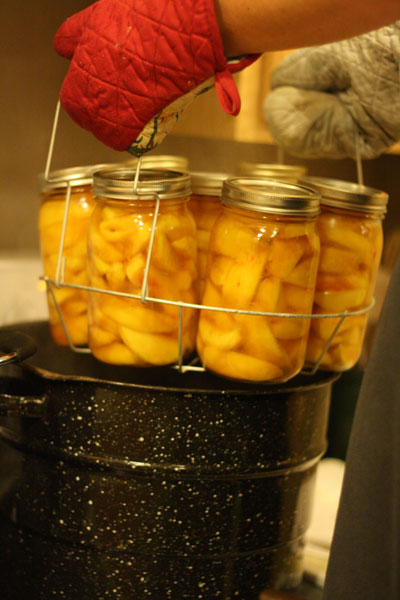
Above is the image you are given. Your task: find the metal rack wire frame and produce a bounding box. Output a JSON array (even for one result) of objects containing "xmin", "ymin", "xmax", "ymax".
[{"xmin": 42, "ymin": 101, "xmax": 373, "ymax": 374}]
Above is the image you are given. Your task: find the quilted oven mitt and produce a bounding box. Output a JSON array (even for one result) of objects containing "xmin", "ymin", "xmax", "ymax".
[
  {"xmin": 264, "ymin": 22, "xmax": 400, "ymax": 159},
  {"xmin": 54, "ymin": 0, "xmax": 259, "ymax": 155}
]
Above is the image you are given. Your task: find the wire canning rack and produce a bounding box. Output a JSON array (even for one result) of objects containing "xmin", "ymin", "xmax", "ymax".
[{"xmin": 41, "ymin": 101, "xmax": 374, "ymax": 376}]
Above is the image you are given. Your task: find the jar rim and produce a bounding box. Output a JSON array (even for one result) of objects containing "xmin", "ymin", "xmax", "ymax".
[
  {"xmin": 298, "ymin": 176, "xmax": 388, "ymax": 214},
  {"xmin": 123, "ymin": 154, "xmax": 189, "ymax": 172},
  {"xmin": 38, "ymin": 163, "xmax": 122, "ymax": 192},
  {"xmin": 92, "ymin": 168, "xmax": 191, "ymax": 201},
  {"xmin": 221, "ymin": 177, "xmax": 320, "ymax": 216}
]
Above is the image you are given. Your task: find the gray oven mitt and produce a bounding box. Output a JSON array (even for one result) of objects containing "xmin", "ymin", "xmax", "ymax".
[{"xmin": 263, "ymin": 22, "xmax": 400, "ymax": 159}]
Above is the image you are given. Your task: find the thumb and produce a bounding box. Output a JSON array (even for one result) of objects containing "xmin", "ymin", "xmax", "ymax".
[
  {"xmin": 54, "ymin": 5, "xmax": 94, "ymax": 59},
  {"xmin": 264, "ymin": 86, "xmax": 356, "ymax": 159}
]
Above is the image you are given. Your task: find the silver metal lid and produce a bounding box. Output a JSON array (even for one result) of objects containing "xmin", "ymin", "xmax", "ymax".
[
  {"xmin": 298, "ymin": 176, "xmax": 388, "ymax": 214},
  {"xmin": 237, "ymin": 162, "xmax": 307, "ymax": 182},
  {"xmin": 123, "ymin": 154, "xmax": 189, "ymax": 171},
  {"xmin": 38, "ymin": 163, "xmax": 121, "ymax": 192},
  {"xmin": 221, "ymin": 177, "xmax": 320, "ymax": 216},
  {"xmin": 92, "ymin": 168, "xmax": 191, "ymax": 201},
  {"xmin": 190, "ymin": 171, "xmax": 230, "ymax": 196}
]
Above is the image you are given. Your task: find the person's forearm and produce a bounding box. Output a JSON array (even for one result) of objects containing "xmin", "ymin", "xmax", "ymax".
[{"xmin": 214, "ymin": 0, "xmax": 400, "ymax": 55}]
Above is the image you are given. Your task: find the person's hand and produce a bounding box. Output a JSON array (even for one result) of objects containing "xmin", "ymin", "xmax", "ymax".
[
  {"xmin": 54, "ymin": 0, "xmax": 258, "ymax": 155},
  {"xmin": 264, "ymin": 23, "xmax": 400, "ymax": 159}
]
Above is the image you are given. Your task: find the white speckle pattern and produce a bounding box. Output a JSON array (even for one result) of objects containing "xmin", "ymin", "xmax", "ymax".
[{"xmin": 0, "ymin": 322, "xmax": 336, "ymax": 598}]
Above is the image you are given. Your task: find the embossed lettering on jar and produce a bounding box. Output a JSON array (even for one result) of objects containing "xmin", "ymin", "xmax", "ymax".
[
  {"xmin": 88, "ymin": 168, "xmax": 198, "ymax": 367},
  {"xmin": 197, "ymin": 178, "xmax": 321, "ymax": 383},
  {"xmin": 299, "ymin": 176, "xmax": 388, "ymax": 372}
]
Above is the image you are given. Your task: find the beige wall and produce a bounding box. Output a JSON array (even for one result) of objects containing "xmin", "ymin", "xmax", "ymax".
[{"xmin": 1, "ymin": 1, "xmax": 399, "ymax": 253}]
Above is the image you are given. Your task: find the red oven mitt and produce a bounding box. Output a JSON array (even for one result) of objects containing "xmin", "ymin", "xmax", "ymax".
[{"xmin": 54, "ymin": 0, "xmax": 259, "ymax": 155}]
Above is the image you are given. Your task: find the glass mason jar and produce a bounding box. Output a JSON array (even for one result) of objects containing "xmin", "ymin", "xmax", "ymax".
[
  {"xmin": 38, "ymin": 165, "xmax": 106, "ymax": 346},
  {"xmin": 299, "ymin": 176, "xmax": 388, "ymax": 372},
  {"xmin": 88, "ymin": 168, "xmax": 198, "ymax": 366},
  {"xmin": 189, "ymin": 171, "xmax": 229, "ymax": 296},
  {"xmin": 236, "ymin": 162, "xmax": 307, "ymax": 183},
  {"xmin": 197, "ymin": 178, "xmax": 321, "ymax": 383}
]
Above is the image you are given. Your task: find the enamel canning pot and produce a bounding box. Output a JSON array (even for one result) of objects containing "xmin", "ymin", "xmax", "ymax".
[{"xmin": 0, "ymin": 321, "xmax": 338, "ymax": 599}]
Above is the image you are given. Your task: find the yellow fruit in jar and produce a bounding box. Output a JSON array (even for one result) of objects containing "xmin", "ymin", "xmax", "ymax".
[
  {"xmin": 270, "ymin": 317, "xmax": 308, "ymax": 340},
  {"xmin": 284, "ymin": 258, "xmax": 315, "ymax": 287},
  {"xmin": 105, "ymin": 261, "xmax": 128, "ymax": 290},
  {"xmin": 119, "ymin": 327, "xmax": 180, "ymax": 366},
  {"xmin": 201, "ymin": 345, "xmax": 284, "ymax": 382},
  {"xmin": 279, "ymin": 283, "xmax": 312, "ymax": 312},
  {"xmin": 221, "ymin": 254, "xmax": 268, "ymax": 308},
  {"xmin": 89, "ymin": 326, "xmax": 118, "ymax": 347},
  {"xmin": 318, "ymin": 220, "xmax": 374, "ymax": 261},
  {"xmin": 126, "ymin": 253, "xmax": 146, "ymax": 288},
  {"xmin": 90, "ymin": 231, "xmax": 124, "ymax": 262},
  {"xmin": 318, "ymin": 246, "xmax": 360, "ymax": 275},
  {"xmin": 212, "ymin": 218, "xmax": 259, "ymax": 260},
  {"xmin": 314, "ymin": 289, "xmax": 367, "ymax": 312},
  {"xmin": 253, "ymin": 277, "xmax": 281, "ymax": 313},
  {"xmin": 267, "ymin": 237, "xmax": 305, "ymax": 278},
  {"xmin": 101, "ymin": 297, "xmax": 177, "ymax": 334},
  {"xmin": 235, "ymin": 314, "xmax": 290, "ymax": 366},
  {"xmin": 197, "ymin": 317, "xmax": 241, "ymax": 351},
  {"xmin": 92, "ymin": 341, "xmax": 140, "ymax": 365},
  {"xmin": 305, "ymin": 333, "xmax": 334, "ymax": 367},
  {"xmin": 172, "ymin": 236, "xmax": 197, "ymax": 258},
  {"xmin": 151, "ymin": 232, "xmax": 180, "ymax": 272},
  {"xmin": 197, "ymin": 229, "xmax": 211, "ymax": 252},
  {"xmin": 63, "ymin": 298, "xmax": 87, "ymax": 317},
  {"xmin": 201, "ymin": 281, "xmax": 224, "ymax": 308}
]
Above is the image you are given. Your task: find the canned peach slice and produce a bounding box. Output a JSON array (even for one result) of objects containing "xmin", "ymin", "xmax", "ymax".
[
  {"xmin": 89, "ymin": 305, "xmax": 120, "ymax": 336},
  {"xmin": 279, "ymin": 283, "xmax": 312, "ymax": 312},
  {"xmin": 202, "ymin": 345, "xmax": 284, "ymax": 382},
  {"xmin": 151, "ymin": 232, "xmax": 181, "ymax": 272},
  {"xmin": 90, "ymin": 231, "xmax": 124, "ymax": 262},
  {"xmin": 312, "ymin": 313, "xmax": 364, "ymax": 340},
  {"xmin": 235, "ymin": 314, "xmax": 290, "ymax": 366},
  {"xmin": 305, "ymin": 333, "xmax": 334, "ymax": 367},
  {"xmin": 253, "ymin": 278, "xmax": 281, "ymax": 313},
  {"xmin": 318, "ymin": 222, "xmax": 375, "ymax": 260},
  {"xmin": 172, "ymin": 236, "xmax": 197, "ymax": 258},
  {"xmin": 197, "ymin": 317, "xmax": 241, "ymax": 352},
  {"xmin": 92, "ymin": 341, "xmax": 141, "ymax": 365},
  {"xmin": 63, "ymin": 298, "xmax": 87, "ymax": 317},
  {"xmin": 318, "ymin": 246, "xmax": 362, "ymax": 275},
  {"xmin": 157, "ymin": 213, "xmax": 194, "ymax": 242},
  {"xmin": 314, "ymin": 288, "xmax": 367, "ymax": 312},
  {"xmin": 89, "ymin": 325, "xmax": 118, "ymax": 347},
  {"xmin": 126, "ymin": 253, "xmax": 146, "ymax": 287},
  {"xmin": 119, "ymin": 327, "xmax": 181, "ymax": 366},
  {"xmin": 221, "ymin": 254, "xmax": 268, "ymax": 309},
  {"xmin": 101, "ymin": 297, "xmax": 177, "ymax": 334},
  {"xmin": 284, "ymin": 258, "xmax": 316, "ymax": 287},
  {"xmin": 212, "ymin": 218, "xmax": 261, "ymax": 259},
  {"xmin": 267, "ymin": 237, "xmax": 306, "ymax": 279},
  {"xmin": 270, "ymin": 318, "xmax": 308, "ymax": 341}
]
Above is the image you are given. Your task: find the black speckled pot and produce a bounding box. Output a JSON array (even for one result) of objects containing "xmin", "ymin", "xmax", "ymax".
[{"xmin": 0, "ymin": 322, "xmax": 338, "ymax": 600}]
